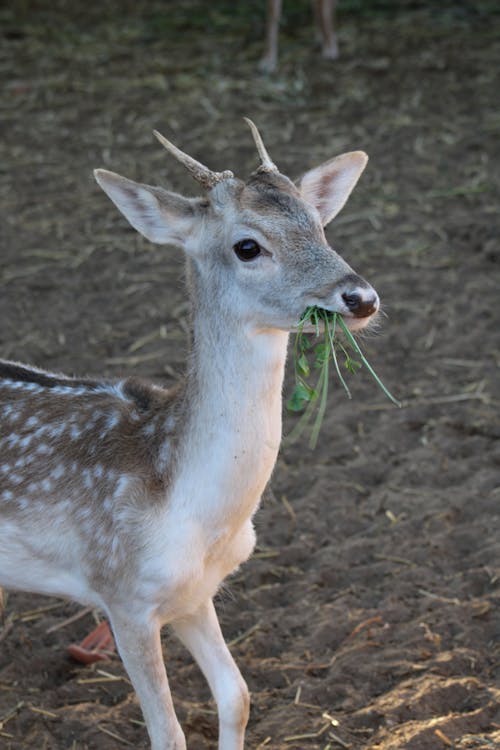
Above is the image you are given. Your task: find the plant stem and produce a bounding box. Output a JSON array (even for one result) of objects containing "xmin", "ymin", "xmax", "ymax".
[
  {"xmin": 327, "ymin": 314, "xmax": 352, "ymax": 399},
  {"xmin": 336, "ymin": 316, "xmax": 401, "ymax": 407}
]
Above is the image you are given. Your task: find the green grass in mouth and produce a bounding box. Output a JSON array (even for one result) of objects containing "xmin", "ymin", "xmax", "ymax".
[{"xmin": 287, "ymin": 306, "xmax": 401, "ymax": 448}]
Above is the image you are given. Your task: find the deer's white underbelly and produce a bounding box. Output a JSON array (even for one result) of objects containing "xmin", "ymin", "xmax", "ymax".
[{"xmin": 0, "ymin": 517, "xmax": 99, "ymax": 605}]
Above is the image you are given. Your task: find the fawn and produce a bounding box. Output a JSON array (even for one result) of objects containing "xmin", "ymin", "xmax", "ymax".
[
  {"xmin": 260, "ymin": 0, "xmax": 338, "ymax": 72},
  {"xmin": 0, "ymin": 119, "xmax": 379, "ymax": 749}
]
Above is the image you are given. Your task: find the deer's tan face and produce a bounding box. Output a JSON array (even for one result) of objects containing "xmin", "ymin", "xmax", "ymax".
[
  {"xmin": 95, "ymin": 145, "xmax": 378, "ymax": 333},
  {"xmin": 199, "ymin": 172, "xmax": 378, "ymax": 332}
]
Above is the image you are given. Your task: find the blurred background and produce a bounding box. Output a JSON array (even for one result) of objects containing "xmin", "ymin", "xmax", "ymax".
[{"xmin": 1, "ymin": 1, "xmax": 499, "ymax": 748}]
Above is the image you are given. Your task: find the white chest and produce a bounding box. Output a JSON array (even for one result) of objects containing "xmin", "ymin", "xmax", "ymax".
[{"xmin": 137, "ymin": 509, "xmax": 257, "ymax": 623}]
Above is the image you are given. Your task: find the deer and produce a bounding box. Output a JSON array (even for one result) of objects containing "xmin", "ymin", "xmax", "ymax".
[
  {"xmin": 260, "ymin": 0, "xmax": 339, "ymax": 73},
  {"xmin": 0, "ymin": 119, "xmax": 379, "ymax": 749}
]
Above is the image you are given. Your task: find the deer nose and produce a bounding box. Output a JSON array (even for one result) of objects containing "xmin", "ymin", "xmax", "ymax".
[{"xmin": 341, "ymin": 289, "xmax": 379, "ymax": 318}]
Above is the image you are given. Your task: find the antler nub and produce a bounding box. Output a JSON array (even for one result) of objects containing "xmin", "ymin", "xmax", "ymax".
[
  {"xmin": 153, "ymin": 130, "xmax": 234, "ymax": 189},
  {"xmin": 244, "ymin": 117, "xmax": 278, "ymax": 174}
]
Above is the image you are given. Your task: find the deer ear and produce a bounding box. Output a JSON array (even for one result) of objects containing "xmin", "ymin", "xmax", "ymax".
[
  {"xmin": 298, "ymin": 151, "xmax": 368, "ymax": 226},
  {"xmin": 94, "ymin": 169, "xmax": 203, "ymax": 247}
]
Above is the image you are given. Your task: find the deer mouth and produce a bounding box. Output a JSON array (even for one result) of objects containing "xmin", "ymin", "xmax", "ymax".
[{"xmin": 297, "ymin": 306, "xmax": 378, "ymax": 335}]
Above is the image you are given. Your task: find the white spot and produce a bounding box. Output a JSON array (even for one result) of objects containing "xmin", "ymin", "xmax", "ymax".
[
  {"xmin": 10, "ymin": 473, "xmax": 23, "ymax": 485},
  {"xmin": 104, "ymin": 412, "xmax": 120, "ymax": 431},
  {"xmin": 103, "ymin": 497, "xmax": 113, "ymax": 512},
  {"xmin": 14, "ymin": 457, "xmax": 26, "ymax": 469},
  {"xmin": 51, "ymin": 385, "xmax": 88, "ymax": 396},
  {"xmin": 110, "ymin": 535, "xmax": 120, "ymax": 555},
  {"xmin": 1, "ymin": 463, "xmax": 10, "ymax": 474},
  {"xmin": 142, "ymin": 421, "xmax": 157, "ymax": 437},
  {"xmin": 19, "ymin": 435, "xmax": 32, "ymax": 450},
  {"xmin": 70, "ymin": 425, "xmax": 81, "ymax": 440},
  {"xmin": 165, "ymin": 416, "xmax": 176, "ymax": 432},
  {"xmin": 2, "ymin": 404, "xmax": 14, "ymax": 419},
  {"xmin": 51, "ymin": 463, "xmax": 66, "ymax": 480},
  {"xmin": 113, "ymin": 475, "xmax": 130, "ymax": 500},
  {"xmin": 0, "ymin": 380, "xmax": 43, "ymax": 394},
  {"xmin": 93, "ymin": 464, "xmax": 104, "ymax": 479},
  {"xmin": 82, "ymin": 469, "xmax": 94, "ymax": 489},
  {"xmin": 41, "ymin": 478, "xmax": 52, "ymax": 493},
  {"xmin": 1, "ymin": 489, "xmax": 13, "ymax": 501},
  {"xmin": 44, "ymin": 422, "xmax": 65, "ymax": 439},
  {"xmin": 36, "ymin": 442, "xmax": 51, "ymax": 455},
  {"xmin": 33, "ymin": 424, "xmax": 50, "ymax": 439},
  {"xmin": 7, "ymin": 433, "xmax": 20, "ymax": 447},
  {"xmin": 26, "ymin": 415, "xmax": 39, "ymax": 429},
  {"xmin": 157, "ymin": 440, "xmax": 171, "ymax": 473}
]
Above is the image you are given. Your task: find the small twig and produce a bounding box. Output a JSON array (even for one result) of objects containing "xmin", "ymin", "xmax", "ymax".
[
  {"xmin": 434, "ymin": 727, "xmax": 454, "ymax": 746},
  {"xmin": 228, "ymin": 622, "xmax": 261, "ymax": 648},
  {"xmin": 16, "ymin": 602, "xmax": 66, "ymax": 622},
  {"xmin": 374, "ymin": 553, "xmax": 416, "ymax": 567},
  {"xmin": 284, "ymin": 723, "xmax": 331, "ymax": 742},
  {"xmin": 256, "ymin": 738, "xmax": 272, "ymax": 749},
  {"xmin": 46, "ymin": 606, "xmax": 93, "ymax": 633},
  {"xmin": 0, "ymin": 701, "xmax": 24, "ymax": 730},
  {"xmin": 281, "ymin": 494, "xmax": 297, "ymax": 525},
  {"xmin": 77, "ymin": 669, "xmax": 131, "ymax": 685},
  {"xmin": 401, "ymin": 391, "xmax": 491, "ymax": 407},
  {"xmin": 128, "ymin": 325, "xmax": 167, "ymax": 353},
  {"xmin": 418, "ymin": 589, "xmax": 461, "ymax": 606},
  {"xmin": 28, "ymin": 705, "xmax": 58, "ymax": 719},
  {"xmin": 328, "ymin": 730, "xmax": 351, "ymax": 748},
  {"xmin": 294, "ymin": 685, "xmax": 302, "ymax": 705},
  {"xmin": 347, "ymin": 615, "xmax": 383, "ymax": 639},
  {"xmin": 253, "ymin": 549, "xmax": 280, "ymax": 559},
  {"xmin": 97, "ymin": 669, "xmax": 132, "ymax": 685},
  {"xmin": 105, "ymin": 350, "xmax": 166, "ymax": 366},
  {"xmin": 97, "ymin": 725, "xmax": 133, "ymax": 745}
]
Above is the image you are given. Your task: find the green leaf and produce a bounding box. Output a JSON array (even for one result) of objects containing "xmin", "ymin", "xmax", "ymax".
[
  {"xmin": 344, "ymin": 356, "xmax": 361, "ymax": 374},
  {"xmin": 314, "ymin": 342, "xmax": 329, "ymax": 366},
  {"xmin": 297, "ymin": 353, "xmax": 310, "ymax": 377},
  {"xmin": 286, "ymin": 381, "xmax": 315, "ymax": 411}
]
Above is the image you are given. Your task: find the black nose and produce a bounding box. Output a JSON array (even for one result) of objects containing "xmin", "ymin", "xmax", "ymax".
[{"xmin": 342, "ymin": 291, "xmax": 378, "ymax": 318}]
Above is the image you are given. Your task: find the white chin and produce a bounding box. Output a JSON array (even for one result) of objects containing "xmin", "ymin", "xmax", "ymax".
[{"xmin": 343, "ymin": 315, "xmax": 372, "ymax": 332}]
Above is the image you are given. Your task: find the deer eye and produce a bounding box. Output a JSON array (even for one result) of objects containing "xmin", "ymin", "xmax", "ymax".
[{"xmin": 233, "ymin": 238, "xmax": 261, "ymax": 262}]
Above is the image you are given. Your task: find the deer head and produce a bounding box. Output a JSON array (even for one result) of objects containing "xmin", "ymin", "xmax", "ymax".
[{"xmin": 94, "ymin": 119, "xmax": 378, "ymax": 334}]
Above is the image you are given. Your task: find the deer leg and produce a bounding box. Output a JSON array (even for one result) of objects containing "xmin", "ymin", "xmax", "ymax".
[
  {"xmin": 108, "ymin": 609, "xmax": 186, "ymax": 750},
  {"xmin": 313, "ymin": 0, "xmax": 339, "ymax": 60},
  {"xmin": 259, "ymin": 0, "xmax": 283, "ymax": 73},
  {"xmin": 172, "ymin": 600, "xmax": 249, "ymax": 750}
]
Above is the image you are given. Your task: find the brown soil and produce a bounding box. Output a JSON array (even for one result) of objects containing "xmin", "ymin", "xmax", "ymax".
[{"xmin": 1, "ymin": 1, "xmax": 499, "ymax": 749}]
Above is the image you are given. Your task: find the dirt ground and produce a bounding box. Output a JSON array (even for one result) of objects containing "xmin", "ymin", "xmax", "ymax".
[{"xmin": 1, "ymin": 1, "xmax": 499, "ymax": 748}]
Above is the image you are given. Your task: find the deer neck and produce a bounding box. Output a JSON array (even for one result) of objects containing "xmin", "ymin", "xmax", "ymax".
[
  {"xmin": 185, "ymin": 264, "xmax": 288, "ymax": 446},
  {"xmin": 171, "ymin": 260, "xmax": 289, "ymax": 524}
]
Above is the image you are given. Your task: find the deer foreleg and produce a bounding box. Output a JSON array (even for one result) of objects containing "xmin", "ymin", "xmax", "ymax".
[
  {"xmin": 173, "ymin": 600, "xmax": 249, "ymax": 750},
  {"xmin": 108, "ymin": 609, "xmax": 186, "ymax": 750}
]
